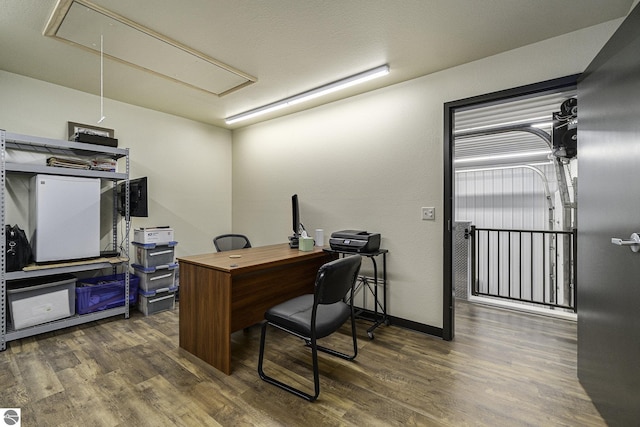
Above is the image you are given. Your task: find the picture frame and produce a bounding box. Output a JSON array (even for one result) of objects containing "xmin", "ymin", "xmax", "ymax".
[{"xmin": 67, "ymin": 121, "xmax": 115, "ymax": 139}]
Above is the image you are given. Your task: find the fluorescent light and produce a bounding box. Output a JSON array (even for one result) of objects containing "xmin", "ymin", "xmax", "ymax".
[
  {"xmin": 225, "ymin": 65, "xmax": 390, "ymax": 125},
  {"xmin": 226, "ymin": 102, "xmax": 290, "ymax": 123},
  {"xmin": 454, "ymin": 149, "xmax": 551, "ymax": 164}
]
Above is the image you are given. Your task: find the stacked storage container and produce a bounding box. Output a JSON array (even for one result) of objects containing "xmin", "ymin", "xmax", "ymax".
[
  {"xmin": 131, "ymin": 228, "xmax": 178, "ymax": 315},
  {"xmin": 8, "ymin": 274, "xmax": 77, "ymax": 329}
]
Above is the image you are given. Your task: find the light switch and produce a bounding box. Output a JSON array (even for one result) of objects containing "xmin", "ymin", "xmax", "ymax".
[{"xmin": 421, "ymin": 207, "xmax": 435, "ymax": 220}]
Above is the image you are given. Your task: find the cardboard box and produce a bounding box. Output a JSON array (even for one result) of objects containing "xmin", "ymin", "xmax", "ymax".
[{"xmin": 134, "ymin": 227, "xmax": 174, "ymax": 245}]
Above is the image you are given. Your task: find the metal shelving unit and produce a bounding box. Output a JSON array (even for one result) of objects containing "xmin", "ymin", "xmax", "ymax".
[{"xmin": 0, "ymin": 130, "xmax": 130, "ymax": 351}]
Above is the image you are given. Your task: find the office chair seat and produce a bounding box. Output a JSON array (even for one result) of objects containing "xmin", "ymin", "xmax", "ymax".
[
  {"xmin": 213, "ymin": 234, "xmax": 251, "ymax": 252},
  {"xmin": 264, "ymin": 294, "xmax": 351, "ymax": 338},
  {"xmin": 258, "ymin": 255, "xmax": 362, "ymax": 402}
]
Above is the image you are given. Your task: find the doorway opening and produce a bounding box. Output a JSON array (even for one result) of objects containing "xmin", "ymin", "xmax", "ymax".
[{"xmin": 443, "ymin": 75, "xmax": 579, "ymax": 340}]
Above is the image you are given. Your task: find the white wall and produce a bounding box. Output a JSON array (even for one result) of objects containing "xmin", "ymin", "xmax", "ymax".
[
  {"xmin": 231, "ymin": 20, "xmax": 622, "ymax": 328},
  {"xmin": 0, "ymin": 17, "xmax": 622, "ymax": 330},
  {"xmin": 0, "ymin": 70, "xmax": 233, "ymax": 258}
]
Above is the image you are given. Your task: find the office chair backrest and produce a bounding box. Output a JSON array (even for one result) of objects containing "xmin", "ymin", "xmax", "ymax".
[
  {"xmin": 213, "ymin": 234, "xmax": 252, "ymax": 252},
  {"xmin": 314, "ymin": 255, "xmax": 362, "ymax": 305}
]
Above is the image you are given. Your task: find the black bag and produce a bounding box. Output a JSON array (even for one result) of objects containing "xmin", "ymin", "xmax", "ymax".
[{"xmin": 5, "ymin": 224, "xmax": 33, "ymax": 272}]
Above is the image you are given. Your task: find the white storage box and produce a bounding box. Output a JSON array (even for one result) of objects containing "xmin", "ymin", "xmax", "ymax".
[
  {"xmin": 131, "ymin": 263, "xmax": 178, "ymax": 292},
  {"xmin": 134, "ymin": 227, "xmax": 174, "ymax": 245},
  {"xmin": 133, "ymin": 241, "xmax": 177, "ymax": 268},
  {"xmin": 7, "ymin": 274, "xmax": 76, "ymax": 329},
  {"xmin": 138, "ymin": 286, "xmax": 177, "ymax": 316}
]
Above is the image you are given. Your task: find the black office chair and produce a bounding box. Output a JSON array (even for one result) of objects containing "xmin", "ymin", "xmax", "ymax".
[
  {"xmin": 213, "ymin": 234, "xmax": 252, "ymax": 252},
  {"xmin": 258, "ymin": 255, "xmax": 362, "ymax": 401}
]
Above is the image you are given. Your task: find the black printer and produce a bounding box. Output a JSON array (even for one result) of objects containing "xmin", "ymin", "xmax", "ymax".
[{"xmin": 329, "ymin": 230, "xmax": 381, "ymax": 253}]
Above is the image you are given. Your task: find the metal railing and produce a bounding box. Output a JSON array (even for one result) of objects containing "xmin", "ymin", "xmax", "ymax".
[{"xmin": 469, "ymin": 226, "xmax": 577, "ymax": 312}]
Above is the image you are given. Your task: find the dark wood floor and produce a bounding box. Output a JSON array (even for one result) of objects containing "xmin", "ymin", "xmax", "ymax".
[{"xmin": 0, "ymin": 301, "xmax": 604, "ymax": 426}]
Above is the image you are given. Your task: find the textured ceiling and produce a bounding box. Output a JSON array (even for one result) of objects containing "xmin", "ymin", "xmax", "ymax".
[{"xmin": 0, "ymin": 0, "xmax": 634, "ymax": 129}]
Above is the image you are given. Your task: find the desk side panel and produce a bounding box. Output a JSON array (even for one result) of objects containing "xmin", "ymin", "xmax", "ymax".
[
  {"xmin": 231, "ymin": 254, "xmax": 334, "ymax": 331},
  {"xmin": 179, "ymin": 261, "xmax": 232, "ymax": 374}
]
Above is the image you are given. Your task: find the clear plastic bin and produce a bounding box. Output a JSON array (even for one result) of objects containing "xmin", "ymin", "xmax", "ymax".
[
  {"xmin": 8, "ymin": 274, "xmax": 76, "ymax": 329},
  {"xmin": 133, "ymin": 241, "xmax": 177, "ymax": 268},
  {"xmin": 131, "ymin": 263, "xmax": 177, "ymax": 292},
  {"xmin": 138, "ymin": 286, "xmax": 178, "ymax": 316}
]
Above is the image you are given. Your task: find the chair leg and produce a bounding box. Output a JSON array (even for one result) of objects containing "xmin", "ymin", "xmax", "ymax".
[
  {"xmin": 315, "ymin": 314, "xmax": 358, "ymax": 361},
  {"xmin": 258, "ymin": 321, "xmax": 320, "ymax": 402},
  {"xmin": 310, "ymin": 337, "xmax": 320, "ymax": 400}
]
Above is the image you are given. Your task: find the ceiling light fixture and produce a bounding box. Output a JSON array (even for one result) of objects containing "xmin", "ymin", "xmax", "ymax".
[{"xmin": 225, "ymin": 65, "xmax": 390, "ymax": 125}]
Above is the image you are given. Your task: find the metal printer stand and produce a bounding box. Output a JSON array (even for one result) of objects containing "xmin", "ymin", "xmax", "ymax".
[{"xmin": 323, "ymin": 248, "xmax": 388, "ymax": 339}]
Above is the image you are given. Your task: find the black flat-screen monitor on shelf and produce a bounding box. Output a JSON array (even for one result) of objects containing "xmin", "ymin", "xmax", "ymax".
[{"xmin": 117, "ymin": 177, "xmax": 148, "ymax": 217}]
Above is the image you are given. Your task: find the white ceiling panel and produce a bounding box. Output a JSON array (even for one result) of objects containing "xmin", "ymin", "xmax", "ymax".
[
  {"xmin": 48, "ymin": 0, "xmax": 255, "ymax": 96},
  {"xmin": 0, "ymin": 0, "xmax": 634, "ymax": 129}
]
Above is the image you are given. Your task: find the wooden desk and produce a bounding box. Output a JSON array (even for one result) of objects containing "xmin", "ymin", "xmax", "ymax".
[{"xmin": 177, "ymin": 243, "xmax": 335, "ymax": 375}]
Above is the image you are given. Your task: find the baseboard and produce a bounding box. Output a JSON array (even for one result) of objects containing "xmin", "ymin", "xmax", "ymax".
[{"xmin": 355, "ymin": 308, "xmax": 443, "ymax": 338}]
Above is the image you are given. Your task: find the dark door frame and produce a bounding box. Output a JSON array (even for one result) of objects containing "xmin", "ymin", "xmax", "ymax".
[{"xmin": 442, "ymin": 74, "xmax": 580, "ymax": 340}]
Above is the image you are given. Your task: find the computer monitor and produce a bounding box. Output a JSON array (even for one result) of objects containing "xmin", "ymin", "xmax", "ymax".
[
  {"xmin": 292, "ymin": 194, "xmax": 300, "ymax": 235},
  {"xmin": 289, "ymin": 194, "xmax": 302, "ymax": 248},
  {"xmin": 117, "ymin": 177, "xmax": 148, "ymax": 217}
]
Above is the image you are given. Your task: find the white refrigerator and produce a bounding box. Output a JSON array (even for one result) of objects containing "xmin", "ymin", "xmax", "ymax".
[{"xmin": 29, "ymin": 175, "xmax": 101, "ymax": 263}]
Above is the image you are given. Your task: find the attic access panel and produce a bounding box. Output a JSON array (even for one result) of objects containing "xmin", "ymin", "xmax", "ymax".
[{"xmin": 44, "ymin": 0, "xmax": 256, "ymax": 96}]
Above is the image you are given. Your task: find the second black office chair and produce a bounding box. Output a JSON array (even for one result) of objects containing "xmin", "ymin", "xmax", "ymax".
[
  {"xmin": 258, "ymin": 255, "xmax": 362, "ymax": 401},
  {"xmin": 213, "ymin": 234, "xmax": 252, "ymax": 252}
]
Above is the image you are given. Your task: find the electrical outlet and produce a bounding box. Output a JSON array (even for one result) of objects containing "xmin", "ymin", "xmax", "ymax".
[{"xmin": 421, "ymin": 207, "xmax": 435, "ymax": 220}]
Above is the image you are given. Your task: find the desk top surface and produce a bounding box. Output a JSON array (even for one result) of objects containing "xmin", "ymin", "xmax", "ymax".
[{"xmin": 177, "ymin": 243, "xmax": 330, "ymax": 274}]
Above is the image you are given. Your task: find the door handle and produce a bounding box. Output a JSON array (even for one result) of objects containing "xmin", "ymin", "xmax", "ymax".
[{"xmin": 611, "ymin": 232, "xmax": 640, "ymax": 252}]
